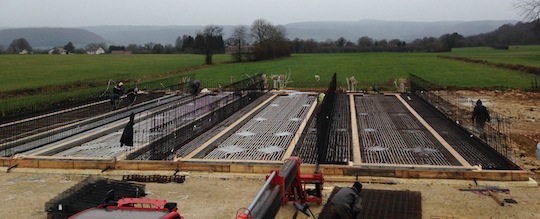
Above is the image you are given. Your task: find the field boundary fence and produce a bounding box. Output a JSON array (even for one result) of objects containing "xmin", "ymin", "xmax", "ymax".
[{"xmin": 409, "ymin": 73, "xmax": 514, "ymax": 162}]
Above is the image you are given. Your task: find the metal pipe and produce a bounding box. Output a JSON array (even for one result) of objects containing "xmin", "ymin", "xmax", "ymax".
[{"xmin": 245, "ymin": 171, "xmax": 276, "ymax": 215}]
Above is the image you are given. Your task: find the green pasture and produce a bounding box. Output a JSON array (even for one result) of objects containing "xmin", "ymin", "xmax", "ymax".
[
  {"xmin": 194, "ymin": 52, "xmax": 535, "ymax": 89},
  {"xmin": 450, "ymin": 45, "xmax": 540, "ymax": 68},
  {"xmin": 1, "ymin": 47, "xmax": 539, "ymax": 116},
  {"xmin": 1, "ymin": 49, "xmax": 538, "ymax": 93},
  {"xmin": 0, "ymin": 54, "xmax": 230, "ymax": 92}
]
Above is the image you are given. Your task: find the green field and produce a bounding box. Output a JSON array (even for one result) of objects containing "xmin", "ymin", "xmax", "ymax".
[
  {"xmin": 0, "ymin": 54, "xmax": 230, "ymax": 92},
  {"xmin": 193, "ymin": 52, "xmax": 536, "ymax": 89},
  {"xmin": 450, "ymin": 45, "xmax": 540, "ymax": 68},
  {"xmin": 1, "ymin": 46, "xmax": 539, "ymax": 116}
]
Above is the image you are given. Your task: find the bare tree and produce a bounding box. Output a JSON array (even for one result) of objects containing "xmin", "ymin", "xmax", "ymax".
[
  {"xmin": 200, "ymin": 25, "xmax": 224, "ymax": 65},
  {"xmin": 251, "ymin": 19, "xmax": 274, "ymax": 44},
  {"xmin": 230, "ymin": 25, "xmax": 249, "ymax": 62},
  {"xmin": 335, "ymin": 37, "xmax": 347, "ymax": 47},
  {"xmin": 515, "ymin": 0, "xmax": 540, "ymax": 22},
  {"xmin": 175, "ymin": 36, "xmax": 183, "ymax": 52},
  {"xmin": 357, "ymin": 36, "xmax": 374, "ymax": 47}
]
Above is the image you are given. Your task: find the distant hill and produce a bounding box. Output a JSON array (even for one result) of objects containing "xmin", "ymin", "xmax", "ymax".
[
  {"xmin": 82, "ymin": 25, "xmax": 206, "ymax": 46},
  {"xmin": 0, "ymin": 28, "xmax": 107, "ymax": 49},
  {"xmin": 284, "ymin": 20, "xmax": 519, "ymax": 41},
  {"xmin": 82, "ymin": 20, "xmax": 517, "ymax": 46},
  {"xmin": 0, "ymin": 20, "xmax": 519, "ymax": 49}
]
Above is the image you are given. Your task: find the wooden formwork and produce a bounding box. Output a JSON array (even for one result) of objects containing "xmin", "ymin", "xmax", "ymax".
[{"xmin": 0, "ymin": 157, "xmax": 529, "ymax": 181}]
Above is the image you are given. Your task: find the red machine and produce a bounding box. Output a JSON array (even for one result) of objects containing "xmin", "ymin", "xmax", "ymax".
[
  {"xmin": 237, "ymin": 156, "xmax": 324, "ymax": 219},
  {"xmin": 68, "ymin": 197, "xmax": 183, "ymax": 219}
]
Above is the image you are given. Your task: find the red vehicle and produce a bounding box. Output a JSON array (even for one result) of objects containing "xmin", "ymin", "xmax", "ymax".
[{"xmin": 68, "ymin": 197, "xmax": 183, "ymax": 219}]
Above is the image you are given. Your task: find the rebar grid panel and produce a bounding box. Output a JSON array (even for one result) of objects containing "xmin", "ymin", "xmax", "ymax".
[
  {"xmin": 1, "ymin": 94, "xmax": 181, "ymax": 157},
  {"xmin": 134, "ymin": 91, "xmax": 265, "ymax": 160},
  {"xmin": 319, "ymin": 188, "xmax": 422, "ymax": 219},
  {"xmin": 51, "ymin": 93, "xmax": 234, "ymax": 158},
  {"xmin": 404, "ymin": 94, "xmax": 519, "ymax": 170},
  {"xmin": 295, "ymin": 118, "xmax": 318, "ymax": 164},
  {"xmin": 294, "ymin": 94, "xmax": 356, "ymax": 164},
  {"xmin": 203, "ymin": 93, "xmax": 315, "ymax": 161},
  {"xmin": 322, "ymin": 94, "xmax": 352, "ymax": 163},
  {"xmin": 45, "ymin": 177, "xmax": 145, "ymax": 219},
  {"xmin": 356, "ymin": 95, "xmax": 460, "ymax": 166},
  {"xmin": 409, "ymin": 74, "xmax": 513, "ymax": 162},
  {"xmin": 166, "ymin": 92, "xmax": 270, "ymax": 160}
]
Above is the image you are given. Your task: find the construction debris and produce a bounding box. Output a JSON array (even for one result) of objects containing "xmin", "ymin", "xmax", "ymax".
[{"xmin": 122, "ymin": 174, "xmax": 186, "ymax": 183}]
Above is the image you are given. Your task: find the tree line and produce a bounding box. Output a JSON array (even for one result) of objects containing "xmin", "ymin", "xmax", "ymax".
[{"xmin": 1, "ymin": 18, "xmax": 539, "ymax": 62}]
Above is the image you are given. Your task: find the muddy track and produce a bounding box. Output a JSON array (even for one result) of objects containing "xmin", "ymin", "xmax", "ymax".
[{"xmin": 437, "ymin": 55, "xmax": 540, "ymax": 76}]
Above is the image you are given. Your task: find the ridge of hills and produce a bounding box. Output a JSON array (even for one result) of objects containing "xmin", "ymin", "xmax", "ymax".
[
  {"xmin": 0, "ymin": 19, "xmax": 518, "ymax": 48},
  {"xmin": 0, "ymin": 27, "xmax": 107, "ymax": 49}
]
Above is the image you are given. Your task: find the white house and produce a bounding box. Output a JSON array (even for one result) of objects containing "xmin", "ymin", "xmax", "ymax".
[
  {"xmin": 87, "ymin": 47, "xmax": 105, "ymax": 55},
  {"xmin": 48, "ymin": 47, "xmax": 67, "ymax": 55}
]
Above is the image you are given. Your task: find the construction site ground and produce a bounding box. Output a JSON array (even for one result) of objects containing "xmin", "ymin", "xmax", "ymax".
[
  {"xmin": 1, "ymin": 90, "xmax": 539, "ymax": 219},
  {"xmin": 0, "ymin": 169, "xmax": 538, "ymax": 219},
  {"xmin": 439, "ymin": 90, "xmax": 540, "ymax": 181}
]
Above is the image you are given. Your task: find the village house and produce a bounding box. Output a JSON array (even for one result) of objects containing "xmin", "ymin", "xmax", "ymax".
[
  {"xmin": 48, "ymin": 47, "xmax": 67, "ymax": 55},
  {"xmin": 86, "ymin": 47, "xmax": 105, "ymax": 55},
  {"xmin": 224, "ymin": 45, "xmax": 255, "ymax": 54}
]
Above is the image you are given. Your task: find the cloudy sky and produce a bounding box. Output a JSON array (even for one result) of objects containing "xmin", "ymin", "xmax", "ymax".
[{"xmin": 0, "ymin": 0, "xmax": 524, "ymax": 27}]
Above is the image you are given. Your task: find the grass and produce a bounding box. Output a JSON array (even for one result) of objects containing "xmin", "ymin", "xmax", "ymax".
[
  {"xmin": 0, "ymin": 54, "xmax": 230, "ymax": 92},
  {"xmin": 1, "ymin": 48, "xmax": 539, "ymax": 116},
  {"xmin": 450, "ymin": 45, "xmax": 540, "ymax": 68},
  {"xmin": 192, "ymin": 52, "xmax": 535, "ymax": 89}
]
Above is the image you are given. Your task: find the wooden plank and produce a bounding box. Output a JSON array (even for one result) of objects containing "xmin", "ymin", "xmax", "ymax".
[
  {"xmin": 512, "ymin": 171, "xmax": 530, "ymax": 181},
  {"xmin": 402, "ymin": 170, "xmax": 465, "ymax": 179},
  {"xmin": 349, "ymin": 94, "xmax": 362, "ymax": 165},
  {"xmin": 396, "ymin": 94, "xmax": 472, "ymax": 168},
  {"xmin": 464, "ymin": 170, "xmax": 513, "ymax": 181},
  {"xmin": 3, "ymin": 155, "xmax": 531, "ymax": 181},
  {"xmin": 180, "ymin": 94, "xmax": 278, "ymax": 160},
  {"xmin": 488, "ymin": 190, "xmax": 505, "ymax": 206},
  {"xmin": 136, "ymin": 162, "xmax": 177, "ymax": 171},
  {"xmin": 73, "ymin": 161, "xmax": 111, "ymax": 169},
  {"xmin": 0, "ymin": 158, "xmax": 10, "ymax": 167},
  {"xmin": 179, "ymin": 162, "xmax": 231, "ymax": 172},
  {"xmin": 36, "ymin": 160, "xmax": 75, "ymax": 169}
]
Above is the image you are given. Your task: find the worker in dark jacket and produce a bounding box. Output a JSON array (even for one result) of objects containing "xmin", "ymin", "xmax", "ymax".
[
  {"xmin": 330, "ymin": 181, "xmax": 362, "ymax": 219},
  {"xmin": 472, "ymin": 99, "xmax": 490, "ymax": 139},
  {"xmin": 120, "ymin": 113, "xmax": 135, "ymax": 147},
  {"xmin": 189, "ymin": 80, "xmax": 201, "ymax": 95}
]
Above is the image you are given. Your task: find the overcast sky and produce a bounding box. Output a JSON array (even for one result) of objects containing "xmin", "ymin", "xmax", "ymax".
[{"xmin": 0, "ymin": 0, "xmax": 524, "ymax": 27}]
